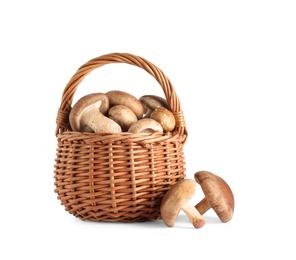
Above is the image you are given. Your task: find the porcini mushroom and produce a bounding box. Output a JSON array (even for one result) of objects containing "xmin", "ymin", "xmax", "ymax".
[
  {"xmin": 69, "ymin": 93, "xmax": 121, "ymax": 133},
  {"xmin": 194, "ymin": 171, "xmax": 235, "ymax": 223},
  {"xmin": 139, "ymin": 95, "xmax": 168, "ymax": 118},
  {"xmin": 128, "ymin": 118, "xmax": 163, "ymax": 133},
  {"xmin": 106, "ymin": 90, "xmax": 144, "ymax": 119},
  {"xmin": 160, "ymin": 179, "xmax": 206, "ymax": 228},
  {"xmin": 150, "ymin": 107, "xmax": 176, "ymax": 132}
]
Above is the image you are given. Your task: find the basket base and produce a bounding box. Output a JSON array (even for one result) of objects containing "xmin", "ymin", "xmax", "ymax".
[{"xmin": 56, "ymin": 192, "xmax": 167, "ymax": 222}]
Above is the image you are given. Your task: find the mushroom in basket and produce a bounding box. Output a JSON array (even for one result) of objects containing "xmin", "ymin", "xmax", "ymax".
[{"xmin": 69, "ymin": 93, "xmax": 122, "ymax": 133}]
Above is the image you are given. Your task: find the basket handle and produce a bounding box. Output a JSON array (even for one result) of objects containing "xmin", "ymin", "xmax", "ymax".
[{"xmin": 55, "ymin": 52, "xmax": 187, "ymax": 140}]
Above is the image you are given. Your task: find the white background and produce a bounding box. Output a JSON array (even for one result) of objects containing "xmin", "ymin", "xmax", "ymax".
[{"xmin": 1, "ymin": 0, "xmax": 295, "ymax": 259}]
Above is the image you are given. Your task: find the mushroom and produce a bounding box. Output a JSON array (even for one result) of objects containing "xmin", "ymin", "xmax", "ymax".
[
  {"xmin": 69, "ymin": 93, "xmax": 121, "ymax": 133},
  {"xmin": 194, "ymin": 171, "xmax": 235, "ymax": 223},
  {"xmin": 150, "ymin": 107, "xmax": 176, "ymax": 132},
  {"xmin": 108, "ymin": 105, "xmax": 138, "ymax": 131},
  {"xmin": 105, "ymin": 90, "xmax": 144, "ymax": 119},
  {"xmin": 139, "ymin": 95, "xmax": 168, "ymax": 118},
  {"xmin": 160, "ymin": 179, "xmax": 206, "ymax": 228},
  {"xmin": 127, "ymin": 118, "xmax": 163, "ymax": 133}
]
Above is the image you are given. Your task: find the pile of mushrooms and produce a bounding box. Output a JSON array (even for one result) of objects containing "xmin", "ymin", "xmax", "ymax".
[
  {"xmin": 160, "ymin": 171, "xmax": 235, "ymax": 229},
  {"xmin": 69, "ymin": 90, "xmax": 176, "ymax": 134}
]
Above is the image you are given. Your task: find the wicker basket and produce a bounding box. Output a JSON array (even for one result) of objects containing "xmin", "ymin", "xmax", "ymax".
[{"xmin": 54, "ymin": 53, "xmax": 188, "ymax": 222}]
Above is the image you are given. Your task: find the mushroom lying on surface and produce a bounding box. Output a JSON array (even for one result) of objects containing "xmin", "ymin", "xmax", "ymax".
[
  {"xmin": 194, "ymin": 171, "xmax": 235, "ymax": 223},
  {"xmin": 69, "ymin": 93, "xmax": 121, "ymax": 133},
  {"xmin": 160, "ymin": 179, "xmax": 206, "ymax": 229}
]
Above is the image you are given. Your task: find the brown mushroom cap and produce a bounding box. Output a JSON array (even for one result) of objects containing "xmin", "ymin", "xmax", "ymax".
[
  {"xmin": 139, "ymin": 95, "xmax": 169, "ymax": 117},
  {"xmin": 108, "ymin": 105, "xmax": 138, "ymax": 131},
  {"xmin": 69, "ymin": 93, "xmax": 109, "ymax": 132},
  {"xmin": 194, "ymin": 171, "xmax": 235, "ymax": 223},
  {"xmin": 160, "ymin": 179, "xmax": 206, "ymax": 228},
  {"xmin": 150, "ymin": 107, "xmax": 176, "ymax": 132},
  {"xmin": 139, "ymin": 95, "xmax": 168, "ymax": 110},
  {"xmin": 105, "ymin": 90, "xmax": 144, "ymax": 119}
]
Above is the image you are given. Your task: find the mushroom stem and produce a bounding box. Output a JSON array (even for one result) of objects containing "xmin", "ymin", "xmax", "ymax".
[
  {"xmin": 80, "ymin": 108, "xmax": 100, "ymax": 132},
  {"xmin": 74, "ymin": 100, "xmax": 103, "ymax": 132},
  {"xmin": 195, "ymin": 197, "xmax": 211, "ymax": 215},
  {"xmin": 182, "ymin": 202, "xmax": 206, "ymax": 229},
  {"xmin": 160, "ymin": 179, "xmax": 206, "ymax": 229},
  {"xmin": 81, "ymin": 106, "xmax": 121, "ymax": 133}
]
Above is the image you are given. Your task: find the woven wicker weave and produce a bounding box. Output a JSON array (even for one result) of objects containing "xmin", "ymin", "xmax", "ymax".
[{"xmin": 54, "ymin": 53, "xmax": 188, "ymax": 222}]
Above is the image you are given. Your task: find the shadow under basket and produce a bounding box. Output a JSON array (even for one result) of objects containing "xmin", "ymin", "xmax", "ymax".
[{"xmin": 54, "ymin": 52, "xmax": 188, "ymax": 222}]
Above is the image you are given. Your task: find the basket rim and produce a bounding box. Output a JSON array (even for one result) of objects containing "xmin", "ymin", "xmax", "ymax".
[{"xmin": 56, "ymin": 130, "xmax": 187, "ymax": 145}]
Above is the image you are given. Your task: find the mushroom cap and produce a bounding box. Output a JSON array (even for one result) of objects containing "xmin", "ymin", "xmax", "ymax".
[
  {"xmin": 139, "ymin": 95, "xmax": 168, "ymax": 110},
  {"xmin": 194, "ymin": 171, "xmax": 235, "ymax": 223},
  {"xmin": 160, "ymin": 179, "xmax": 197, "ymax": 227},
  {"xmin": 150, "ymin": 107, "xmax": 176, "ymax": 132},
  {"xmin": 69, "ymin": 93, "xmax": 109, "ymax": 132},
  {"xmin": 139, "ymin": 95, "xmax": 169, "ymax": 117},
  {"xmin": 108, "ymin": 105, "xmax": 138, "ymax": 131},
  {"xmin": 127, "ymin": 118, "xmax": 163, "ymax": 133},
  {"xmin": 106, "ymin": 90, "xmax": 144, "ymax": 119}
]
